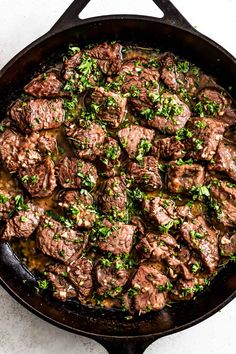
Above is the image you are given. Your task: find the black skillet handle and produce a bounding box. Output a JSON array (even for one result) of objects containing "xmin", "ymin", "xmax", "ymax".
[
  {"xmin": 95, "ymin": 336, "xmax": 157, "ymax": 354},
  {"xmin": 50, "ymin": 0, "xmax": 196, "ymax": 33}
]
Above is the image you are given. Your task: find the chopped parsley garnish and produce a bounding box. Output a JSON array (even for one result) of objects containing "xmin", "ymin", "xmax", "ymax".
[
  {"xmin": 194, "ymin": 120, "xmax": 207, "ymax": 129},
  {"xmin": 0, "ymin": 193, "xmax": 9, "ymax": 204},
  {"xmin": 37, "ymin": 279, "xmax": 49, "ymax": 290},
  {"xmin": 175, "ymin": 158, "xmax": 193, "ymax": 166},
  {"xmin": 190, "ymin": 230, "xmax": 206, "ymax": 239},
  {"xmin": 175, "ymin": 127, "xmax": 193, "ymax": 141},
  {"xmin": 192, "ymin": 261, "xmax": 201, "ymax": 273},
  {"xmin": 190, "ymin": 185, "xmax": 210, "ymax": 200},
  {"xmin": 177, "ymin": 60, "xmax": 190, "ymax": 73},
  {"xmin": 136, "ymin": 139, "xmax": 152, "ymax": 161},
  {"xmin": 15, "ymin": 195, "xmax": 30, "ymax": 212}
]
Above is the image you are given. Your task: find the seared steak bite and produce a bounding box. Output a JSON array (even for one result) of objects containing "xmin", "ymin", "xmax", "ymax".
[
  {"xmin": 88, "ymin": 42, "xmax": 122, "ymax": 75},
  {"xmin": 151, "ymin": 135, "xmax": 185, "ymax": 160},
  {"xmin": 58, "ymin": 157, "xmax": 98, "ymax": 190},
  {"xmin": 170, "ymin": 279, "xmax": 196, "ymax": 301},
  {"xmin": 220, "ymin": 234, "xmax": 236, "ymax": 256},
  {"xmin": 127, "ymin": 156, "xmax": 162, "ymax": 191},
  {"xmin": 97, "ymin": 219, "xmax": 136, "ymax": 255},
  {"xmin": 143, "ymin": 197, "xmax": 177, "ymax": 227},
  {"xmin": 209, "ymin": 180, "xmax": 236, "ymax": 227},
  {"xmin": 136, "ymin": 232, "xmax": 192, "ymax": 280},
  {"xmin": 136, "ymin": 232, "xmax": 177, "ymax": 260},
  {"xmin": 129, "ymin": 265, "xmax": 168, "ymax": 314},
  {"xmin": 10, "ymin": 98, "xmax": 64, "ymax": 133},
  {"xmin": 0, "ymin": 129, "xmax": 41, "ymax": 173},
  {"xmin": 99, "ymin": 176, "xmax": 127, "ymax": 217},
  {"xmin": 118, "ymin": 125, "xmax": 155, "ymax": 159},
  {"xmin": 167, "ymin": 162, "xmax": 205, "ymax": 194},
  {"xmin": 24, "ymin": 72, "xmax": 64, "ymax": 98},
  {"xmin": 142, "ymin": 93, "xmax": 191, "ymax": 134},
  {"xmin": 180, "ymin": 216, "xmax": 219, "ymax": 273},
  {"xmin": 118, "ymin": 58, "xmax": 160, "ymax": 112},
  {"xmin": 47, "ymin": 264, "xmax": 77, "ymax": 301},
  {"xmin": 0, "ymin": 129, "xmax": 57, "ymax": 174},
  {"xmin": 63, "ymin": 43, "xmax": 122, "ymax": 89},
  {"xmin": 36, "ymin": 217, "xmax": 88, "ymax": 263},
  {"xmin": 0, "ymin": 190, "xmax": 15, "ymax": 221},
  {"xmin": 19, "ymin": 158, "xmax": 57, "ymax": 198},
  {"xmin": 209, "ymin": 141, "xmax": 236, "ymax": 182},
  {"xmin": 66, "ymin": 257, "xmax": 93, "ymax": 300},
  {"xmin": 1, "ymin": 204, "xmax": 44, "ymax": 241},
  {"xmin": 85, "ymin": 87, "xmax": 127, "ymax": 128},
  {"xmin": 58, "ymin": 190, "xmax": 97, "ymax": 229},
  {"xmin": 197, "ymin": 88, "xmax": 228, "ymax": 117},
  {"xmin": 66, "ymin": 122, "xmax": 106, "ymax": 161},
  {"xmin": 96, "ymin": 261, "xmax": 129, "ymax": 296},
  {"xmin": 186, "ymin": 117, "xmax": 226, "ymax": 161}
]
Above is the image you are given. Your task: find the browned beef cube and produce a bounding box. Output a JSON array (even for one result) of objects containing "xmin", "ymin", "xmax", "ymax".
[
  {"xmin": 0, "ymin": 190, "xmax": 16, "ymax": 221},
  {"xmin": 167, "ymin": 162, "xmax": 205, "ymax": 194},
  {"xmin": 160, "ymin": 52, "xmax": 202, "ymax": 95},
  {"xmin": 209, "ymin": 180, "xmax": 236, "ymax": 227},
  {"xmin": 96, "ymin": 261, "xmax": 129, "ymax": 296},
  {"xmin": 118, "ymin": 58, "xmax": 160, "ymax": 112},
  {"xmin": 37, "ymin": 134, "xmax": 57, "ymax": 155},
  {"xmin": 136, "ymin": 232, "xmax": 192, "ymax": 280},
  {"xmin": 10, "ymin": 99, "xmax": 64, "ymax": 133},
  {"xmin": 151, "ymin": 136, "xmax": 185, "ymax": 160},
  {"xmin": 88, "ymin": 42, "xmax": 122, "ymax": 75},
  {"xmin": 186, "ymin": 117, "xmax": 226, "ymax": 161},
  {"xmin": 97, "ymin": 219, "xmax": 136, "ymax": 255},
  {"xmin": 36, "ymin": 216, "xmax": 88, "ymax": 263},
  {"xmin": 0, "ymin": 129, "xmax": 40, "ymax": 173},
  {"xmin": 47, "ymin": 264, "xmax": 77, "ymax": 301},
  {"xmin": 170, "ymin": 279, "xmax": 196, "ymax": 301},
  {"xmin": 63, "ymin": 51, "xmax": 83, "ymax": 81},
  {"xmin": 142, "ymin": 93, "xmax": 191, "ymax": 134},
  {"xmin": 24, "ymin": 72, "xmax": 63, "ymax": 98},
  {"xmin": 0, "ymin": 129, "xmax": 57, "ymax": 174},
  {"xmin": 160, "ymin": 53, "xmax": 179, "ymax": 91},
  {"xmin": 58, "ymin": 190, "xmax": 97, "ymax": 229},
  {"xmin": 221, "ymin": 107, "xmax": 236, "ymax": 126},
  {"xmin": 63, "ymin": 43, "xmax": 121, "ymax": 85},
  {"xmin": 143, "ymin": 197, "xmax": 177, "ymax": 226},
  {"xmin": 99, "ymin": 137, "xmax": 121, "ymax": 177},
  {"xmin": 66, "ymin": 122, "xmax": 106, "ymax": 161},
  {"xmin": 58, "ymin": 157, "xmax": 98, "ymax": 190},
  {"xmin": 85, "ymin": 87, "xmax": 127, "ymax": 128},
  {"xmin": 19, "ymin": 158, "xmax": 57, "ymax": 198},
  {"xmin": 66, "ymin": 257, "xmax": 93, "ymax": 300},
  {"xmin": 136, "ymin": 232, "xmax": 177, "ymax": 261},
  {"xmin": 127, "ymin": 156, "xmax": 162, "ymax": 191},
  {"xmin": 220, "ymin": 234, "xmax": 236, "ymax": 256},
  {"xmin": 130, "ymin": 265, "xmax": 168, "ymax": 314},
  {"xmin": 209, "ymin": 141, "xmax": 236, "ymax": 182},
  {"xmin": 180, "ymin": 216, "xmax": 219, "ymax": 273},
  {"xmin": 1, "ymin": 204, "xmax": 44, "ymax": 241},
  {"xmin": 118, "ymin": 125, "xmax": 155, "ymax": 159},
  {"xmin": 197, "ymin": 88, "xmax": 228, "ymax": 116},
  {"xmin": 99, "ymin": 176, "xmax": 127, "ymax": 217}
]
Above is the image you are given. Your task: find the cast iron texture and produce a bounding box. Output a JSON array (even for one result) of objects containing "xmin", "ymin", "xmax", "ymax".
[{"xmin": 0, "ymin": 1, "xmax": 236, "ymax": 353}]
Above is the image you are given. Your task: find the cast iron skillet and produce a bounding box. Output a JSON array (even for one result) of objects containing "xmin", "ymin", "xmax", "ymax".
[{"xmin": 0, "ymin": 1, "xmax": 236, "ymax": 353}]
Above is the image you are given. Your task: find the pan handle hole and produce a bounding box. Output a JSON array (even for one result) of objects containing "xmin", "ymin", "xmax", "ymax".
[{"xmin": 79, "ymin": 0, "xmax": 164, "ymax": 20}]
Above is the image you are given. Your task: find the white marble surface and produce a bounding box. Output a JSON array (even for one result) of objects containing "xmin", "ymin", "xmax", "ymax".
[{"xmin": 0, "ymin": 0, "xmax": 235, "ymax": 353}]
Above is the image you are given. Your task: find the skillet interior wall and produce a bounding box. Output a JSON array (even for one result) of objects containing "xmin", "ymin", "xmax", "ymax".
[{"xmin": 0, "ymin": 18, "xmax": 236, "ymax": 338}]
